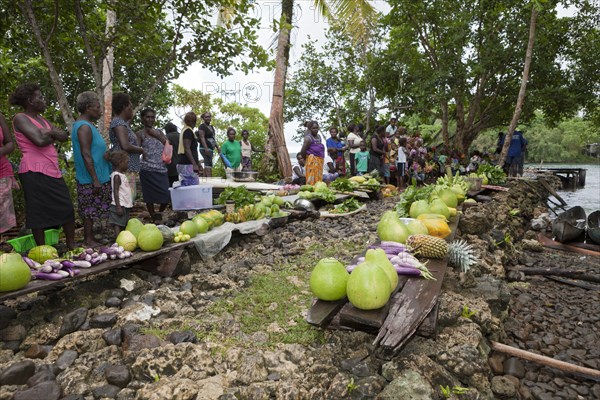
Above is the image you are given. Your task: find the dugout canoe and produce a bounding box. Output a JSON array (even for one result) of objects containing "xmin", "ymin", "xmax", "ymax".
[
  {"xmin": 587, "ymin": 210, "xmax": 600, "ymax": 245},
  {"xmin": 552, "ymin": 206, "xmax": 586, "ymax": 243}
]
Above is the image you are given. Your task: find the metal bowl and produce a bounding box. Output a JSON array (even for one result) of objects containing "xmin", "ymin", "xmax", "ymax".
[
  {"xmin": 232, "ymin": 171, "xmax": 258, "ymax": 182},
  {"xmin": 293, "ymin": 198, "xmax": 316, "ymax": 212}
]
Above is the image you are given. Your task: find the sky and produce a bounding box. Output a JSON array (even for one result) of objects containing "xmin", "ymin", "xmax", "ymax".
[{"xmin": 170, "ymin": 1, "xmax": 575, "ymax": 154}]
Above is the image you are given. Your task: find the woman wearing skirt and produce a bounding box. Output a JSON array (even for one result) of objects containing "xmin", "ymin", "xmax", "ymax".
[
  {"xmin": 10, "ymin": 83, "xmax": 76, "ymax": 249},
  {"xmin": 137, "ymin": 108, "xmax": 170, "ymax": 221}
]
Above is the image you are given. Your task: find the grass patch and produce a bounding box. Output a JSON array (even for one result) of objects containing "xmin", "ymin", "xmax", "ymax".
[{"xmin": 206, "ymin": 267, "xmax": 324, "ymax": 347}]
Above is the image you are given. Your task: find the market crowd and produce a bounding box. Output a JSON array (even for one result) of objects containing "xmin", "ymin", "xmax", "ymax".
[
  {"xmin": 0, "ymin": 84, "xmax": 262, "ymax": 248},
  {"xmin": 1, "ymin": 84, "xmax": 526, "ymax": 248},
  {"xmin": 292, "ymin": 118, "xmax": 526, "ymax": 188}
]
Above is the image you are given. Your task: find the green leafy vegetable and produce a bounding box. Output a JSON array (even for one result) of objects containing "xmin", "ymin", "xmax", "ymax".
[
  {"xmin": 330, "ymin": 178, "xmax": 356, "ymax": 193},
  {"xmin": 477, "ymin": 164, "xmax": 507, "ymax": 184},
  {"xmin": 395, "ymin": 184, "xmax": 435, "ymax": 217},
  {"xmin": 330, "ymin": 198, "xmax": 361, "ymax": 214},
  {"xmin": 216, "ymin": 186, "xmax": 258, "ymax": 210}
]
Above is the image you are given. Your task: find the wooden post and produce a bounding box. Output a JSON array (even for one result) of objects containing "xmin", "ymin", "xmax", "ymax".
[{"xmin": 490, "ymin": 341, "xmax": 600, "ymax": 381}]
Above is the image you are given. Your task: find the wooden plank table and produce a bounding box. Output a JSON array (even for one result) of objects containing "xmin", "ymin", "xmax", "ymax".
[
  {"xmin": 0, "ymin": 242, "xmax": 193, "ymax": 303},
  {"xmin": 374, "ymin": 211, "xmax": 461, "ymax": 352}
]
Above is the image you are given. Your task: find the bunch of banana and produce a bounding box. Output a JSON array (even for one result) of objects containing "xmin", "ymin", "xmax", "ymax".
[{"xmin": 224, "ymin": 204, "xmax": 266, "ymax": 223}]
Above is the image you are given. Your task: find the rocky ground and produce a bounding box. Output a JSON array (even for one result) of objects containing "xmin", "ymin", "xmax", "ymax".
[{"xmin": 0, "ymin": 178, "xmax": 598, "ymax": 400}]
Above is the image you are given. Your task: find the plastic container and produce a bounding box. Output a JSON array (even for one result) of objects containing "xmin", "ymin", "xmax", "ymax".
[
  {"xmin": 170, "ymin": 185, "xmax": 213, "ymax": 211},
  {"xmin": 7, "ymin": 229, "xmax": 61, "ymax": 253}
]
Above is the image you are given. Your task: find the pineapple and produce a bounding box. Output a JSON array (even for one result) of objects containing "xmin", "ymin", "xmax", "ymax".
[{"xmin": 406, "ymin": 234, "xmax": 478, "ymax": 273}]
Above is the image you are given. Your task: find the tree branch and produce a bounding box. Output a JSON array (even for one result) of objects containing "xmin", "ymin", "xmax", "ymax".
[
  {"xmin": 44, "ymin": 0, "xmax": 59, "ymax": 45},
  {"xmin": 132, "ymin": 14, "xmax": 185, "ymax": 114},
  {"xmin": 74, "ymin": 0, "xmax": 102, "ymax": 97},
  {"xmin": 21, "ymin": 0, "xmax": 74, "ymax": 128}
]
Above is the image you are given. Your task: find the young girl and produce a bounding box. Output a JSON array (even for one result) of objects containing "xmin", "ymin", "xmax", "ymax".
[
  {"xmin": 396, "ymin": 137, "xmax": 408, "ymax": 190},
  {"xmin": 105, "ymin": 151, "xmax": 133, "ymax": 236}
]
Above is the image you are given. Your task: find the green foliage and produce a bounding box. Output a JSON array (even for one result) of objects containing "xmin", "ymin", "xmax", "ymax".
[
  {"xmin": 472, "ymin": 113, "xmax": 599, "ymax": 163},
  {"xmin": 170, "ymin": 84, "xmax": 269, "ymax": 178},
  {"xmin": 285, "ymin": 0, "xmax": 599, "ymax": 149},
  {"xmin": 206, "ymin": 269, "xmax": 325, "ymax": 347},
  {"xmin": 461, "ymin": 305, "xmax": 477, "ymax": 319},
  {"xmin": 0, "ymin": 0, "xmax": 269, "ymax": 126},
  {"xmin": 215, "ymin": 186, "xmax": 257, "ymax": 209}
]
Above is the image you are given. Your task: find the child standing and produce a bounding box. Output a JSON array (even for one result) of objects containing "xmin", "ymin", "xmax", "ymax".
[
  {"xmin": 396, "ymin": 137, "xmax": 408, "ymax": 190},
  {"xmin": 106, "ymin": 151, "xmax": 133, "ymax": 236},
  {"xmin": 355, "ymin": 141, "xmax": 370, "ymax": 175}
]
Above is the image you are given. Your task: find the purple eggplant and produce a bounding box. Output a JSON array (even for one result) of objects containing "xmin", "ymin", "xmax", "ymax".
[
  {"xmin": 86, "ymin": 248, "xmax": 94, "ymax": 254},
  {"xmin": 89, "ymin": 256, "xmax": 103, "ymax": 266},
  {"xmin": 394, "ymin": 267, "xmax": 423, "ymax": 276},
  {"xmin": 99, "ymin": 246, "xmax": 119, "ymax": 256},
  {"xmin": 61, "ymin": 260, "xmax": 76, "ymax": 269},
  {"xmin": 72, "ymin": 260, "xmax": 92, "ymax": 268},
  {"xmin": 33, "ymin": 271, "xmax": 66, "ymax": 280},
  {"xmin": 22, "ymin": 256, "xmax": 36, "ymax": 268}
]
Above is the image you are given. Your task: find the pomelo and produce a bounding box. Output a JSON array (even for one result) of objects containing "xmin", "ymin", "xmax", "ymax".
[
  {"xmin": 409, "ymin": 200, "xmax": 430, "ymax": 218},
  {"xmin": 429, "ymin": 199, "xmax": 451, "ymax": 219},
  {"xmin": 0, "ymin": 253, "xmax": 31, "ymax": 292},
  {"xmin": 309, "ymin": 258, "xmax": 349, "ymax": 301},
  {"xmin": 192, "ymin": 215, "xmax": 210, "ymax": 233},
  {"xmin": 438, "ymin": 189, "xmax": 458, "ymax": 208},
  {"xmin": 180, "ymin": 220, "xmax": 198, "ymax": 238},
  {"xmin": 125, "ymin": 218, "xmax": 144, "ymax": 238},
  {"xmin": 116, "ymin": 230, "xmax": 137, "ymax": 251},
  {"xmin": 347, "ymin": 262, "xmax": 391, "ymax": 310},
  {"xmin": 377, "ymin": 211, "xmax": 410, "ymax": 244},
  {"xmin": 365, "ymin": 249, "xmax": 398, "ymax": 292},
  {"xmin": 27, "ymin": 245, "xmax": 58, "ymax": 264},
  {"xmin": 137, "ymin": 224, "xmax": 164, "ymax": 251}
]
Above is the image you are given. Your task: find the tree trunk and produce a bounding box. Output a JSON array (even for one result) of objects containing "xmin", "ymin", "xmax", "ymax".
[
  {"xmin": 440, "ymin": 100, "xmax": 449, "ymax": 149},
  {"xmin": 100, "ymin": 7, "xmax": 116, "ymax": 137},
  {"xmin": 21, "ymin": 0, "xmax": 74, "ymax": 129},
  {"xmin": 266, "ymin": 0, "xmax": 293, "ymax": 179},
  {"xmin": 499, "ymin": 6, "xmax": 538, "ymax": 167}
]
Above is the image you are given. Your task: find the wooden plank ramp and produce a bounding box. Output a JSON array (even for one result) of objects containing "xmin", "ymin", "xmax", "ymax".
[
  {"xmin": 0, "ymin": 242, "xmax": 194, "ymax": 303},
  {"xmin": 374, "ymin": 213, "xmax": 460, "ymax": 353},
  {"xmin": 307, "ymin": 210, "xmax": 461, "ymax": 354}
]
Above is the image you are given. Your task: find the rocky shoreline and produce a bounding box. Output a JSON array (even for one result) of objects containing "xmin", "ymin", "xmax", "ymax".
[{"xmin": 0, "ymin": 178, "xmax": 599, "ymax": 400}]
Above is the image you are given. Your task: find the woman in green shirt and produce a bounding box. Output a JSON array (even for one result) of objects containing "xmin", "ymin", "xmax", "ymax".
[{"xmin": 221, "ymin": 127, "xmax": 242, "ymax": 173}]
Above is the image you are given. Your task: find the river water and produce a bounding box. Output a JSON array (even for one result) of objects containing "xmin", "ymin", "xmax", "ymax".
[{"xmin": 526, "ymin": 162, "xmax": 600, "ymax": 215}]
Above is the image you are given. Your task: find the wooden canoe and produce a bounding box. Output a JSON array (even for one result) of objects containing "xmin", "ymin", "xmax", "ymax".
[
  {"xmin": 552, "ymin": 206, "xmax": 586, "ymax": 243},
  {"xmin": 588, "ymin": 210, "xmax": 600, "ymax": 245}
]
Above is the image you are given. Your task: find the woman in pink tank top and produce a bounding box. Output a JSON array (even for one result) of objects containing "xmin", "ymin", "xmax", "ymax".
[
  {"xmin": 0, "ymin": 112, "xmax": 19, "ymax": 235},
  {"xmin": 9, "ymin": 83, "xmax": 76, "ymax": 249}
]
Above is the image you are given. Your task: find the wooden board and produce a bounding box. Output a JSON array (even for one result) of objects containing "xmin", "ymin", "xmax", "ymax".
[
  {"xmin": 337, "ymin": 276, "xmax": 409, "ymax": 333},
  {"xmin": 537, "ymin": 232, "xmax": 600, "ymax": 257},
  {"xmin": 0, "ymin": 242, "xmax": 194, "ymax": 303},
  {"xmin": 374, "ymin": 257, "xmax": 448, "ymax": 351},
  {"xmin": 306, "ymin": 298, "xmax": 347, "ymax": 327},
  {"xmin": 416, "ymin": 302, "xmax": 439, "ymax": 338},
  {"xmin": 373, "ymin": 212, "xmax": 460, "ymax": 352}
]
